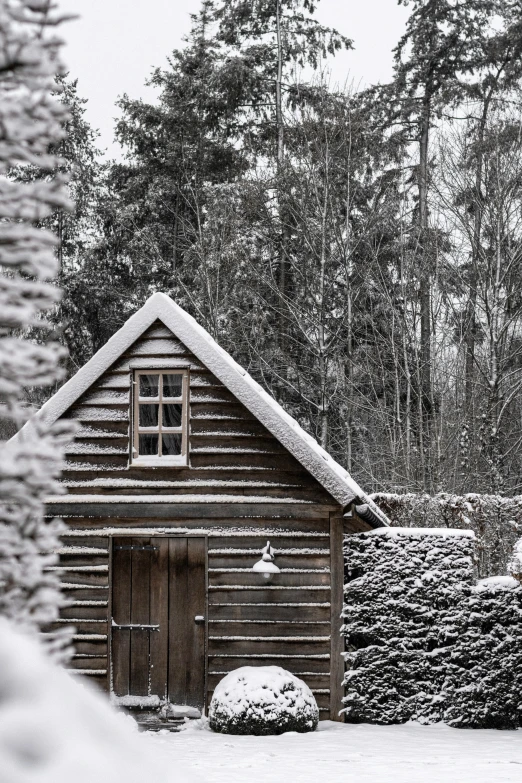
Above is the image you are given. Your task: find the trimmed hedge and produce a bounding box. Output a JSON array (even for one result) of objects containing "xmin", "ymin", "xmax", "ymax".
[
  {"xmin": 445, "ymin": 576, "xmax": 522, "ymax": 729},
  {"xmin": 342, "ymin": 528, "xmax": 475, "ymax": 725},
  {"xmin": 343, "ymin": 528, "xmax": 522, "ymax": 728}
]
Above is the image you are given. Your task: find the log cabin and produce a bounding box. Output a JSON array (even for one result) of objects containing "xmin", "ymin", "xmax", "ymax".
[{"xmin": 22, "ymin": 293, "xmax": 388, "ymax": 727}]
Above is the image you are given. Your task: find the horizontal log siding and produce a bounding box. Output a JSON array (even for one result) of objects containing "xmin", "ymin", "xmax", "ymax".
[
  {"xmin": 59, "ymin": 321, "xmax": 334, "ymax": 504},
  {"xmin": 49, "ymin": 505, "xmax": 334, "ymax": 714},
  {"xmin": 49, "ymin": 320, "xmax": 343, "ymax": 715},
  {"xmin": 45, "ymin": 535, "xmax": 110, "ymax": 687}
]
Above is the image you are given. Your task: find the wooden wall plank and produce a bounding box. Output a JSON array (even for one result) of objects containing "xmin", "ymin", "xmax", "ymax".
[
  {"xmin": 149, "ymin": 538, "xmax": 169, "ymax": 697},
  {"xmin": 208, "ymin": 639, "xmax": 330, "ymax": 656},
  {"xmin": 208, "ymin": 587, "xmax": 329, "ymax": 604},
  {"xmin": 207, "ymin": 656, "xmax": 329, "ymax": 673},
  {"xmin": 209, "ymin": 571, "xmax": 330, "ymax": 588},
  {"xmin": 208, "ymin": 603, "xmax": 330, "ymax": 622},
  {"xmin": 186, "ymin": 538, "xmax": 206, "ymax": 709},
  {"xmin": 48, "ymin": 504, "xmax": 333, "ymax": 521},
  {"xmin": 329, "ymin": 511, "xmax": 345, "ymax": 722},
  {"xmin": 129, "ymin": 537, "xmax": 151, "ymax": 696},
  {"xmin": 168, "ymin": 537, "xmax": 189, "ymax": 704},
  {"xmin": 208, "ymin": 621, "xmax": 329, "ymax": 637},
  {"xmin": 69, "ymin": 656, "xmax": 108, "ymax": 670},
  {"xmin": 61, "ymin": 605, "xmax": 108, "ymax": 621}
]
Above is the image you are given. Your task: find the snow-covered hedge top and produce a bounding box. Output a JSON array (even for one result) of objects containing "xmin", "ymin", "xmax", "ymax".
[
  {"xmin": 365, "ymin": 527, "xmax": 475, "ymax": 539},
  {"xmin": 475, "ymin": 575, "xmax": 520, "ymax": 592},
  {"xmin": 13, "ymin": 293, "xmax": 389, "ymax": 523},
  {"xmin": 371, "ymin": 492, "xmax": 519, "ymax": 577}
]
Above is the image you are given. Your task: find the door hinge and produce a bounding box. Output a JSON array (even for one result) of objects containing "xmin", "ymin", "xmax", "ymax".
[
  {"xmin": 112, "ymin": 622, "xmax": 160, "ymax": 632},
  {"xmin": 114, "ymin": 545, "xmax": 159, "ymax": 552}
]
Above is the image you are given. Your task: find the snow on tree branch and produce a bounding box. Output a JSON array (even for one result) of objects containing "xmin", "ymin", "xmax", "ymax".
[{"xmin": 0, "ymin": 0, "xmax": 75, "ymax": 657}]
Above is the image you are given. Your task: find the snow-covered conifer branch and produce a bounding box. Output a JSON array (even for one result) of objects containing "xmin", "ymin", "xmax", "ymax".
[{"xmin": 0, "ymin": 0, "xmax": 75, "ymax": 658}]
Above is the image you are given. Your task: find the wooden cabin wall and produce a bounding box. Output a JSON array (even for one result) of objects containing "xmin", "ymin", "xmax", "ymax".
[
  {"xmin": 46, "ymin": 318, "xmax": 349, "ymax": 718},
  {"xmin": 59, "ymin": 320, "xmax": 335, "ymax": 504},
  {"xmin": 47, "ymin": 503, "xmax": 344, "ymax": 719}
]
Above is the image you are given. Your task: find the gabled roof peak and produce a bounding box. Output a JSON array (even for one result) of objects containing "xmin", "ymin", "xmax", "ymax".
[{"xmin": 15, "ymin": 292, "xmax": 388, "ymax": 526}]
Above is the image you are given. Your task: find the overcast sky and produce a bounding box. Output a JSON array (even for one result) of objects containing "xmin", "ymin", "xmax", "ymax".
[{"xmin": 58, "ymin": 0, "xmax": 410, "ymax": 158}]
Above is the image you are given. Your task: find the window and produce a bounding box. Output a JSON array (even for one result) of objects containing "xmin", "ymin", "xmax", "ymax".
[{"xmin": 132, "ymin": 370, "xmax": 188, "ymax": 465}]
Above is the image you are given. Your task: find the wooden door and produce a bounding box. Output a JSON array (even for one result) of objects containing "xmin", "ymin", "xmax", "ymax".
[{"xmin": 111, "ymin": 536, "xmax": 206, "ymax": 710}]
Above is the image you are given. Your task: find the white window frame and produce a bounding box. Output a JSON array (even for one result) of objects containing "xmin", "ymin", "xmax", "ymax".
[{"xmin": 131, "ymin": 369, "xmax": 189, "ymax": 467}]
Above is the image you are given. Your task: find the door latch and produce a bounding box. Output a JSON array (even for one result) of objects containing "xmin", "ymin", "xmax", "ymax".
[{"xmin": 194, "ymin": 615, "xmax": 205, "ymax": 623}]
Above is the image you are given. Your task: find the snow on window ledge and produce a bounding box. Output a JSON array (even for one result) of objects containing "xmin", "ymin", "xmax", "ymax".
[{"xmin": 131, "ymin": 456, "xmax": 188, "ymax": 468}]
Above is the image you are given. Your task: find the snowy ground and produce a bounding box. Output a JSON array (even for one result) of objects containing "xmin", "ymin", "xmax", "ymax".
[{"xmin": 149, "ymin": 719, "xmax": 522, "ymax": 783}]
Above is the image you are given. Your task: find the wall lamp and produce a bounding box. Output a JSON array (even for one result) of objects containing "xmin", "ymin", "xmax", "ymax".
[{"xmin": 252, "ymin": 540, "xmax": 281, "ymax": 581}]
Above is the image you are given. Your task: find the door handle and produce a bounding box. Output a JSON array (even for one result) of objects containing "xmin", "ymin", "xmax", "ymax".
[{"xmin": 194, "ymin": 615, "xmax": 205, "ymax": 623}]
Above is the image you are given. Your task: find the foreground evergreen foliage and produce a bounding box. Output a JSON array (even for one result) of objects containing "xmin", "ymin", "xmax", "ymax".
[
  {"xmin": 0, "ymin": 0, "xmax": 73, "ymax": 658},
  {"xmin": 342, "ymin": 530, "xmax": 522, "ymax": 728}
]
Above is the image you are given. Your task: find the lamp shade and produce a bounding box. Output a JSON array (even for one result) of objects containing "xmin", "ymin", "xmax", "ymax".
[{"xmin": 252, "ymin": 540, "xmax": 281, "ymax": 577}]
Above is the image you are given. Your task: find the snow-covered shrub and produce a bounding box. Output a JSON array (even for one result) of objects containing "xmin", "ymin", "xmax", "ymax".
[
  {"xmin": 342, "ymin": 528, "xmax": 475, "ymax": 725},
  {"xmin": 443, "ymin": 576, "xmax": 522, "ymax": 729},
  {"xmin": 0, "ymin": 1, "xmax": 75, "ymax": 658},
  {"xmin": 0, "ymin": 617, "xmax": 193, "ymax": 783},
  {"xmin": 208, "ymin": 666, "xmax": 319, "ymax": 735},
  {"xmin": 372, "ymin": 492, "xmax": 520, "ymax": 578}
]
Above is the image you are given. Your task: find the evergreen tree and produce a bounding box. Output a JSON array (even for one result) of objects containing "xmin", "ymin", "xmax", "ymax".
[
  {"xmin": 0, "ymin": 0, "xmax": 75, "ymax": 658},
  {"xmin": 393, "ymin": 0, "xmax": 494, "ymax": 490},
  {"xmin": 13, "ymin": 73, "xmax": 103, "ymax": 375}
]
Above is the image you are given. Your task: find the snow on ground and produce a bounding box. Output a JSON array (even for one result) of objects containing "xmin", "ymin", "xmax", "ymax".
[
  {"xmin": 149, "ymin": 719, "xmax": 522, "ymax": 783},
  {"xmin": 0, "ymin": 619, "xmax": 198, "ymax": 783}
]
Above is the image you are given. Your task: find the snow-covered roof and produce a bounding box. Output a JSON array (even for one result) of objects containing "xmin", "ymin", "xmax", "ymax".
[{"xmin": 16, "ymin": 292, "xmax": 389, "ymax": 525}]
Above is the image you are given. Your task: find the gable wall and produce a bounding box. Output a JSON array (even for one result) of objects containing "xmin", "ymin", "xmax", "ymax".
[{"xmin": 59, "ymin": 320, "xmax": 335, "ymax": 504}]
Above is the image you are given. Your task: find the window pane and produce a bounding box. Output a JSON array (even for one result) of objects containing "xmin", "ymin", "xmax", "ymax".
[
  {"xmin": 163, "ymin": 373, "xmax": 183, "ymax": 398},
  {"xmin": 139, "ymin": 404, "xmax": 159, "ymax": 428},
  {"xmin": 139, "ymin": 374, "xmax": 159, "ymax": 397},
  {"xmin": 162, "ymin": 433, "xmax": 182, "ymax": 456},
  {"xmin": 139, "ymin": 434, "xmax": 159, "ymax": 455},
  {"xmin": 163, "ymin": 403, "xmax": 182, "ymax": 428}
]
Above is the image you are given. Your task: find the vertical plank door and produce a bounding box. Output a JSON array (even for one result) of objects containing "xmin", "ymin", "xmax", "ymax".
[
  {"xmin": 111, "ymin": 536, "xmax": 206, "ymax": 711},
  {"xmin": 168, "ymin": 537, "xmax": 206, "ymax": 709}
]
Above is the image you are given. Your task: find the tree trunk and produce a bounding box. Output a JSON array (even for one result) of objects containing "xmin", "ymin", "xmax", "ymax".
[
  {"xmin": 318, "ymin": 136, "xmax": 329, "ymax": 450},
  {"xmin": 344, "ymin": 128, "xmax": 353, "ymax": 472},
  {"xmin": 462, "ymin": 95, "xmax": 491, "ymax": 484},
  {"xmin": 418, "ymin": 93, "xmax": 432, "ymax": 491},
  {"xmin": 275, "ymin": 0, "xmax": 287, "ymax": 307}
]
